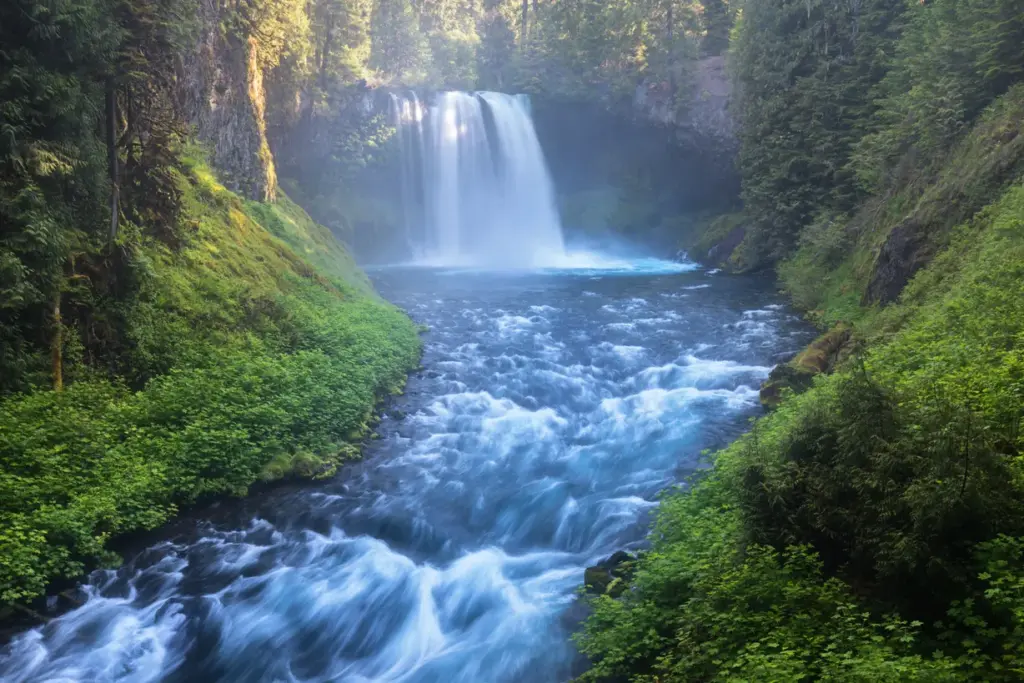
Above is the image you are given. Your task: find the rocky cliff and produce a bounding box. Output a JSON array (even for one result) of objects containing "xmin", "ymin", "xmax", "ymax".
[
  {"xmin": 177, "ymin": 0, "xmax": 277, "ymax": 202},
  {"xmin": 632, "ymin": 56, "xmax": 736, "ymax": 166}
]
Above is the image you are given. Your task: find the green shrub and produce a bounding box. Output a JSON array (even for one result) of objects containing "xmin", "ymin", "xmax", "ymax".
[
  {"xmin": 577, "ymin": 174, "xmax": 1024, "ymax": 683},
  {"xmin": 0, "ymin": 162, "xmax": 420, "ymax": 606},
  {"xmin": 575, "ymin": 474, "xmax": 960, "ymax": 682}
]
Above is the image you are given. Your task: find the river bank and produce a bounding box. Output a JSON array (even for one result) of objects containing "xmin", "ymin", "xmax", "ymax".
[
  {"xmin": 0, "ymin": 157, "xmax": 422, "ymax": 623},
  {"xmin": 572, "ymin": 87, "xmax": 1024, "ymax": 683}
]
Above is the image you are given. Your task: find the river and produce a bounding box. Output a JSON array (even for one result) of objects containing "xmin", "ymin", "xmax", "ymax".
[{"xmin": 0, "ymin": 260, "xmax": 811, "ymax": 682}]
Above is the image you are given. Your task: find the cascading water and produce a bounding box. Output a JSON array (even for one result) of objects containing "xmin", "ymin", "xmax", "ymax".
[
  {"xmin": 0, "ymin": 265, "xmax": 814, "ymax": 683},
  {"xmin": 390, "ymin": 91, "xmax": 567, "ymax": 267}
]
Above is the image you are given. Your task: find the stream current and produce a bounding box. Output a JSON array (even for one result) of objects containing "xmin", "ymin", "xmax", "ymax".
[{"xmin": 1, "ymin": 260, "xmax": 811, "ymax": 682}]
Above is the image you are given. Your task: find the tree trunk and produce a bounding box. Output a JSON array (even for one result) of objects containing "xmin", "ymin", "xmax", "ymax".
[
  {"xmin": 667, "ymin": 0, "xmax": 676, "ymax": 99},
  {"xmin": 318, "ymin": 16, "xmax": 335, "ymax": 90},
  {"xmin": 521, "ymin": 0, "xmax": 529, "ymax": 47},
  {"xmin": 51, "ymin": 288, "xmax": 63, "ymax": 392},
  {"xmin": 105, "ymin": 79, "xmax": 119, "ymax": 242}
]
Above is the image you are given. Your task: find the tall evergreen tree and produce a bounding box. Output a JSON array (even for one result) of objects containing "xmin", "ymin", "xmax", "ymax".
[
  {"xmin": 731, "ymin": 0, "xmax": 905, "ymax": 259},
  {"xmin": 370, "ymin": 0, "xmax": 433, "ymax": 82}
]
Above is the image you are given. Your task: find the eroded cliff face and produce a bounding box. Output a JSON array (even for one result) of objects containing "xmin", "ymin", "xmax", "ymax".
[
  {"xmin": 632, "ymin": 56, "xmax": 736, "ymax": 165},
  {"xmin": 178, "ymin": 0, "xmax": 277, "ymax": 202}
]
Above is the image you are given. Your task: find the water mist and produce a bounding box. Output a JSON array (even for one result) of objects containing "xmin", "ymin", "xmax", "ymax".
[{"xmin": 390, "ymin": 91, "xmax": 566, "ymax": 268}]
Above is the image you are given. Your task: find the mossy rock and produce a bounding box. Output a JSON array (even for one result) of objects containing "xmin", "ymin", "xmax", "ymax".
[
  {"xmin": 793, "ymin": 323, "xmax": 853, "ymax": 374},
  {"xmin": 584, "ymin": 550, "xmax": 637, "ymax": 596},
  {"xmin": 760, "ymin": 324, "xmax": 855, "ymax": 409},
  {"xmin": 584, "ymin": 566, "xmax": 612, "ymax": 594},
  {"xmin": 760, "ymin": 364, "xmax": 817, "ymax": 409},
  {"xmin": 684, "ymin": 212, "xmax": 754, "ymax": 271}
]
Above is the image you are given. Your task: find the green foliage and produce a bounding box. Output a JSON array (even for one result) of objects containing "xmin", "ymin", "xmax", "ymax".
[
  {"xmin": 730, "ymin": 0, "xmax": 1024, "ymax": 265},
  {"xmin": 852, "ymin": 0, "xmax": 1024, "ymax": 192},
  {"xmin": 0, "ymin": 0, "xmax": 203, "ymax": 395},
  {"xmin": 779, "ymin": 84, "xmax": 1024, "ymax": 325},
  {"xmin": 513, "ymin": 0, "xmax": 713, "ymax": 106},
  {"xmin": 370, "ymin": 0, "xmax": 433, "ymax": 83},
  {"xmin": 0, "ymin": 0, "xmax": 119, "ymax": 393},
  {"xmin": 577, "ymin": 175, "xmax": 1024, "ymax": 681},
  {"xmin": 575, "ymin": 474, "xmax": 959, "ymax": 681},
  {"xmin": 0, "ymin": 162, "xmax": 420, "ymax": 606},
  {"xmin": 477, "ymin": 3, "xmax": 518, "ymax": 90},
  {"xmin": 730, "ymin": 0, "xmax": 906, "ymax": 260}
]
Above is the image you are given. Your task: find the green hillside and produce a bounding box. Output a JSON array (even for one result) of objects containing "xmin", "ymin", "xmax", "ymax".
[{"xmin": 0, "ymin": 158, "xmax": 420, "ymax": 605}]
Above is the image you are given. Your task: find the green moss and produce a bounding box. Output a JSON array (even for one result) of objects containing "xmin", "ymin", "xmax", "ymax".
[
  {"xmin": 0, "ymin": 160, "xmax": 421, "ymax": 606},
  {"xmin": 259, "ymin": 446, "xmax": 355, "ymax": 482},
  {"xmin": 759, "ymin": 323, "xmax": 855, "ymax": 409},
  {"xmin": 242, "ymin": 193, "xmax": 373, "ymax": 295},
  {"xmin": 684, "ymin": 212, "xmax": 745, "ymax": 267}
]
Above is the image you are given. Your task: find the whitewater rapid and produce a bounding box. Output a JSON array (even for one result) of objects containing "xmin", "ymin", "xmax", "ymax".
[{"xmin": 0, "ymin": 261, "xmax": 811, "ymax": 682}]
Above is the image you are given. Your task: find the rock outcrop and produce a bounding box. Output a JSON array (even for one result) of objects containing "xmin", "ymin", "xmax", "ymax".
[
  {"xmin": 177, "ymin": 0, "xmax": 277, "ymax": 202},
  {"xmin": 863, "ymin": 216, "xmax": 933, "ymax": 305},
  {"xmin": 760, "ymin": 324, "xmax": 855, "ymax": 408},
  {"xmin": 583, "ymin": 550, "xmax": 636, "ymax": 598},
  {"xmin": 633, "ymin": 56, "xmax": 736, "ymax": 165}
]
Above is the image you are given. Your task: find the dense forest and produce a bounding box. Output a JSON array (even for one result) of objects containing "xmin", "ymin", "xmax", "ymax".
[{"xmin": 4, "ymin": 0, "xmax": 1024, "ymax": 679}]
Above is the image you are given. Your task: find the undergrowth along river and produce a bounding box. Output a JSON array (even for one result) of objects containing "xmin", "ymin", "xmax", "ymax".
[{"xmin": 0, "ymin": 259, "xmax": 812, "ymax": 682}]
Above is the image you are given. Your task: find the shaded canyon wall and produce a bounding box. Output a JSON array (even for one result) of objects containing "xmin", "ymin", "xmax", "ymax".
[{"xmin": 176, "ymin": 0, "xmax": 277, "ymax": 202}]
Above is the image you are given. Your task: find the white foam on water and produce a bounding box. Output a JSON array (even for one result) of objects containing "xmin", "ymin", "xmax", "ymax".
[
  {"xmin": 635, "ymin": 356, "xmax": 772, "ymax": 391},
  {"xmin": 494, "ymin": 315, "xmax": 536, "ymax": 335},
  {"xmin": 424, "ymin": 254, "xmax": 700, "ymax": 276},
  {"xmin": 1, "ymin": 267, "xmax": 809, "ymax": 683},
  {"xmin": 592, "ymin": 342, "xmax": 647, "ymax": 366},
  {"xmin": 527, "ymin": 252, "xmax": 699, "ymax": 275}
]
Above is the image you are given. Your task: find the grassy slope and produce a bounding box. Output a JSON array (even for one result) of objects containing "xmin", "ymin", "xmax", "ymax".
[
  {"xmin": 0, "ymin": 158, "xmax": 421, "ymax": 606},
  {"xmin": 575, "ymin": 89, "xmax": 1024, "ymax": 680}
]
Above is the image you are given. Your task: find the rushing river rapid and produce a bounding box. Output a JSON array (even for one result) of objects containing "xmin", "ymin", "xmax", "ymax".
[{"xmin": 0, "ymin": 260, "xmax": 812, "ymax": 682}]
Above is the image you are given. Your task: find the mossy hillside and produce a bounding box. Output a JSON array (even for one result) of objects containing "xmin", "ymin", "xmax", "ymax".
[
  {"xmin": 0, "ymin": 159, "xmax": 421, "ymax": 606},
  {"xmin": 676, "ymin": 211, "xmax": 756, "ymax": 271},
  {"xmin": 276, "ymin": 177, "xmax": 404, "ymax": 264},
  {"xmin": 575, "ymin": 119, "xmax": 1024, "ymax": 681},
  {"xmin": 778, "ymin": 85, "xmax": 1024, "ymax": 331}
]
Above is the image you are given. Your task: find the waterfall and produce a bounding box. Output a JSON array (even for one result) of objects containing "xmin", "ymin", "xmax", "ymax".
[{"xmin": 390, "ymin": 91, "xmax": 566, "ymax": 268}]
